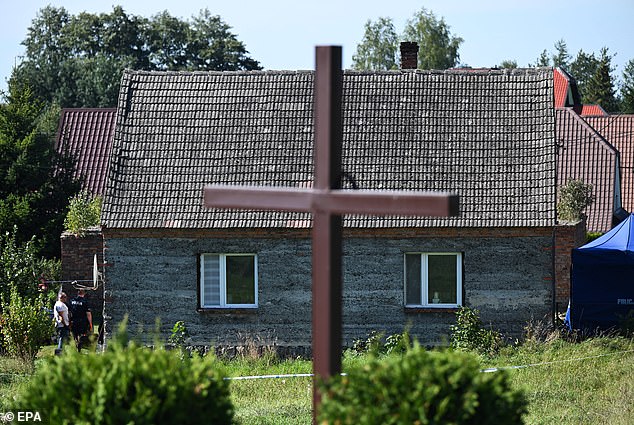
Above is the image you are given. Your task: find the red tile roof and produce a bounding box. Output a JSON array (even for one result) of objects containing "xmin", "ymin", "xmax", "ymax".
[
  {"xmin": 574, "ymin": 104, "xmax": 608, "ymax": 116},
  {"xmin": 556, "ymin": 108, "xmax": 621, "ymax": 232},
  {"xmin": 554, "ymin": 68, "xmax": 607, "ymax": 116},
  {"xmin": 584, "ymin": 115, "xmax": 634, "ymax": 214},
  {"xmin": 554, "ymin": 68, "xmax": 570, "ymax": 108},
  {"xmin": 55, "ymin": 109, "xmax": 116, "ymax": 195}
]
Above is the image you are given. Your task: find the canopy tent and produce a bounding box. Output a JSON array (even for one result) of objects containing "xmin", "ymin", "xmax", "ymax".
[{"xmin": 569, "ymin": 213, "xmax": 634, "ymax": 331}]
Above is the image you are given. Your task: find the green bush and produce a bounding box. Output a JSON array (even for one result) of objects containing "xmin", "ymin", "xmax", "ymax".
[
  {"xmin": 15, "ymin": 322, "xmax": 234, "ymax": 425},
  {"xmin": 63, "ymin": 191, "xmax": 102, "ymax": 236},
  {"xmin": 450, "ymin": 306, "xmax": 503, "ymax": 356},
  {"xmin": 0, "ymin": 227, "xmax": 60, "ymax": 302},
  {"xmin": 318, "ymin": 346, "xmax": 527, "ymax": 424},
  {"xmin": 557, "ymin": 179, "xmax": 594, "ymax": 222},
  {"xmin": 350, "ymin": 331, "xmax": 412, "ymax": 356},
  {"xmin": 0, "ymin": 284, "xmax": 52, "ymax": 363}
]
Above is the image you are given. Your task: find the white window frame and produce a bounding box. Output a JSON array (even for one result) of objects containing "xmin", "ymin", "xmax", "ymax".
[
  {"xmin": 404, "ymin": 252, "xmax": 462, "ymax": 308},
  {"xmin": 200, "ymin": 253, "xmax": 258, "ymax": 309}
]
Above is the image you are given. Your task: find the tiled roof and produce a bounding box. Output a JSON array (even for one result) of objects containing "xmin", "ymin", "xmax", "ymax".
[
  {"xmin": 574, "ymin": 104, "xmax": 608, "ymax": 116},
  {"xmin": 102, "ymin": 68, "xmax": 556, "ymax": 229},
  {"xmin": 556, "ymin": 108, "xmax": 620, "ymax": 232},
  {"xmin": 56, "ymin": 108, "xmax": 117, "ymax": 195},
  {"xmin": 553, "ymin": 68, "xmax": 606, "ymax": 117},
  {"xmin": 584, "ymin": 115, "xmax": 634, "ymax": 213},
  {"xmin": 554, "ymin": 68, "xmax": 570, "ymax": 108}
]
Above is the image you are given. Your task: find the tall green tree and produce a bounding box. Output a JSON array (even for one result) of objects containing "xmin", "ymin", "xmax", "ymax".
[
  {"xmin": 620, "ymin": 59, "xmax": 634, "ymax": 113},
  {"xmin": 552, "ymin": 39, "xmax": 571, "ymax": 70},
  {"xmin": 584, "ymin": 47, "xmax": 619, "ymax": 113},
  {"xmin": 352, "ymin": 8, "xmax": 462, "ymax": 71},
  {"xmin": 402, "ymin": 7, "xmax": 463, "ymax": 69},
  {"xmin": 569, "ymin": 49, "xmax": 600, "ymax": 102},
  {"xmin": 352, "ymin": 17, "xmax": 399, "ymax": 71},
  {"xmin": 0, "ymin": 81, "xmax": 81, "ymax": 257},
  {"xmin": 532, "ymin": 49, "xmax": 551, "ymax": 67},
  {"xmin": 11, "ymin": 6, "xmax": 262, "ymax": 108}
]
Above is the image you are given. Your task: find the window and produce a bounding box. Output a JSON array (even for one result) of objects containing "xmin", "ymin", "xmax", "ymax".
[
  {"xmin": 405, "ymin": 253, "xmax": 462, "ymax": 308},
  {"xmin": 200, "ymin": 254, "xmax": 258, "ymax": 308}
]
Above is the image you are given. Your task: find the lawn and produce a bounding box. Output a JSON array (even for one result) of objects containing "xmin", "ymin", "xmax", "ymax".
[{"xmin": 1, "ymin": 335, "xmax": 632, "ymax": 424}]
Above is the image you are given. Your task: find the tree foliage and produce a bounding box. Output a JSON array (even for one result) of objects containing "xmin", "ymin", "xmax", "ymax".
[
  {"xmin": 402, "ymin": 7, "xmax": 463, "ymax": 70},
  {"xmin": 0, "ymin": 228, "xmax": 60, "ymax": 303},
  {"xmin": 532, "ymin": 49, "xmax": 551, "ymax": 67},
  {"xmin": 0, "ymin": 284, "xmax": 52, "ymax": 364},
  {"xmin": 621, "ymin": 59, "xmax": 634, "ymax": 114},
  {"xmin": 352, "ymin": 17, "xmax": 399, "ymax": 71},
  {"xmin": 498, "ymin": 60, "xmax": 518, "ymax": 69},
  {"xmin": 557, "ymin": 179, "xmax": 594, "ymax": 223},
  {"xmin": 569, "ymin": 49, "xmax": 600, "ymax": 103},
  {"xmin": 584, "ymin": 47, "xmax": 619, "ymax": 113},
  {"xmin": 64, "ymin": 191, "xmax": 102, "ymax": 237},
  {"xmin": 11, "ymin": 6, "xmax": 262, "ymax": 108},
  {"xmin": 352, "ymin": 7, "xmax": 463, "ymax": 71},
  {"xmin": 552, "ymin": 39, "xmax": 571, "ymax": 70},
  {"xmin": 0, "ymin": 81, "xmax": 80, "ymax": 257}
]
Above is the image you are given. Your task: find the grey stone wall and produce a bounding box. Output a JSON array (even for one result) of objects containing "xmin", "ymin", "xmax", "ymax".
[{"xmin": 103, "ymin": 233, "xmax": 553, "ymax": 349}]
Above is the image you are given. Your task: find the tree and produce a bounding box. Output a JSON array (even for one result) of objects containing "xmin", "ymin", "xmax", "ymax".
[
  {"xmin": 0, "ymin": 81, "xmax": 81, "ymax": 257},
  {"xmin": 569, "ymin": 49, "xmax": 600, "ymax": 102},
  {"xmin": 11, "ymin": 6, "xmax": 262, "ymax": 108},
  {"xmin": 621, "ymin": 59, "xmax": 634, "ymax": 113},
  {"xmin": 351, "ymin": 17, "xmax": 399, "ymax": 71},
  {"xmin": 352, "ymin": 8, "xmax": 463, "ymax": 71},
  {"xmin": 532, "ymin": 49, "xmax": 551, "ymax": 67},
  {"xmin": 498, "ymin": 60, "xmax": 518, "ymax": 69},
  {"xmin": 552, "ymin": 39, "xmax": 571, "ymax": 70},
  {"xmin": 402, "ymin": 7, "xmax": 463, "ymax": 69},
  {"xmin": 585, "ymin": 47, "xmax": 619, "ymax": 113}
]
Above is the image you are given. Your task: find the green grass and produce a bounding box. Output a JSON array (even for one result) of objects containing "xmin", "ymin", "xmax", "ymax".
[
  {"xmin": 1, "ymin": 336, "xmax": 632, "ymax": 424},
  {"xmin": 484, "ymin": 336, "xmax": 634, "ymax": 425}
]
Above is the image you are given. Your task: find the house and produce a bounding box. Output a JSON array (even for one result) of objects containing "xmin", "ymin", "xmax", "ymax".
[
  {"xmin": 584, "ymin": 115, "xmax": 634, "ymax": 214},
  {"xmin": 555, "ymin": 108, "xmax": 625, "ymax": 233},
  {"xmin": 554, "ymin": 67, "xmax": 607, "ymax": 116},
  {"xmin": 55, "ymin": 108, "xmax": 116, "ymax": 326},
  {"xmin": 55, "ymin": 108, "xmax": 117, "ymax": 196},
  {"xmin": 98, "ymin": 66, "xmax": 586, "ymax": 352}
]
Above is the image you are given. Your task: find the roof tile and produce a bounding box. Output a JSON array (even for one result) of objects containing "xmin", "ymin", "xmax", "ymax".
[{"xmin": 102, "ymin": 69, "xmax": 556, "ymax": 229}]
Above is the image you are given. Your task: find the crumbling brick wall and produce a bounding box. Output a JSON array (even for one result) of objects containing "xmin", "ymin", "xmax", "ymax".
[{"xmin": 60, "ymin": 228, "xmax": 105, "ymax": 327}]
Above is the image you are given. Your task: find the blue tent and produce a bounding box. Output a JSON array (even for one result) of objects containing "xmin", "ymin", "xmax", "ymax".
[{"xmin": 569, "ymin": 213, "xmax": 634, "ymax": 331}]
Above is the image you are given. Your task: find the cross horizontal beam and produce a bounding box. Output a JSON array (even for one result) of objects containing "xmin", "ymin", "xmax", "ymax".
[{"xmin": 204, "ymin": 185, "xmax": 459, "ymax": 217}]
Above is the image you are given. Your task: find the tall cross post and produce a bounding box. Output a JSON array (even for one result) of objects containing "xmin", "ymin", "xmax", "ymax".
[{"xmin": 204, "ymin": 45, "xmax": 459, "ymax": 421}]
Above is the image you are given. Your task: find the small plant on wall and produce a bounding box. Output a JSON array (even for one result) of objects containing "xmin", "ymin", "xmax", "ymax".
[
  {"xmin": 64, "ymin": 191, "xmax": 102, "ymax": 236},
  {"xmin": 557, "ymin": 179, "xmax": 594, "ymax": 222}
]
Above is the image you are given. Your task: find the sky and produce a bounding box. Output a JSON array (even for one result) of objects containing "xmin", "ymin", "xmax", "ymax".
[{"xmin": 2, "ymin": 0, "xmax": 634, "ymax": 94}]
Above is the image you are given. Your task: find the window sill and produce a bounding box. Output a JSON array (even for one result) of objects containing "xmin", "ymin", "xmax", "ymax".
[
  {"xmin": 197, "ymin": 308, "xmax": 258, "ymax": 315},
  {"xmin": 404, "ymin": 307, "xmax": 460, "ymax": 314}
]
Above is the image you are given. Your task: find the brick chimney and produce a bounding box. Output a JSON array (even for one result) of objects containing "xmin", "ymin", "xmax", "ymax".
[{"xmin": 400, "ymin": 42, "xmax": 419, "ymax": 70}]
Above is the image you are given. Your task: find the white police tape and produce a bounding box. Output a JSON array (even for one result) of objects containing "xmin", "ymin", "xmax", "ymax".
[
  {"xmin": 480, "ymin": 349, "xmax": 634, "ymax": 373},
  {"xmin": 225, "ymin": 373, "xmax": 314, "ymax": 381},
  {"xmin": 223, "ymin": 349, "xmax": 634, "ymax": 380}
]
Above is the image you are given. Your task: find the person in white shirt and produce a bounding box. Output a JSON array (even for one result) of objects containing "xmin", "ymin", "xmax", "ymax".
[{"xmin": 53, "ymin": 292, "xmax": 70, "ymax": 355}]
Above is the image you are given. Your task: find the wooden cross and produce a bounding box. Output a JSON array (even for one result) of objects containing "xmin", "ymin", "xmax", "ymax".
[{"xmin": 204, "ymin": 46, "xmax": 459, "ymax": 420}]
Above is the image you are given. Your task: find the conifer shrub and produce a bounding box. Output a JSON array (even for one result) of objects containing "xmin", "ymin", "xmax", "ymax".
[
  {"xmin": 15, "ymin": 322, "xmax": 234, "ymax": 425},
  {"xmin": 318, "ymin": 346, "xmax": 527, "ymax": 424}
]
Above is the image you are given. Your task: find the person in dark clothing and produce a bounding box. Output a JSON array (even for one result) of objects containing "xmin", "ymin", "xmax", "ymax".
[{"xmin": 69, "ymin": 289, "xmax": 93, "ymax": 351}]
